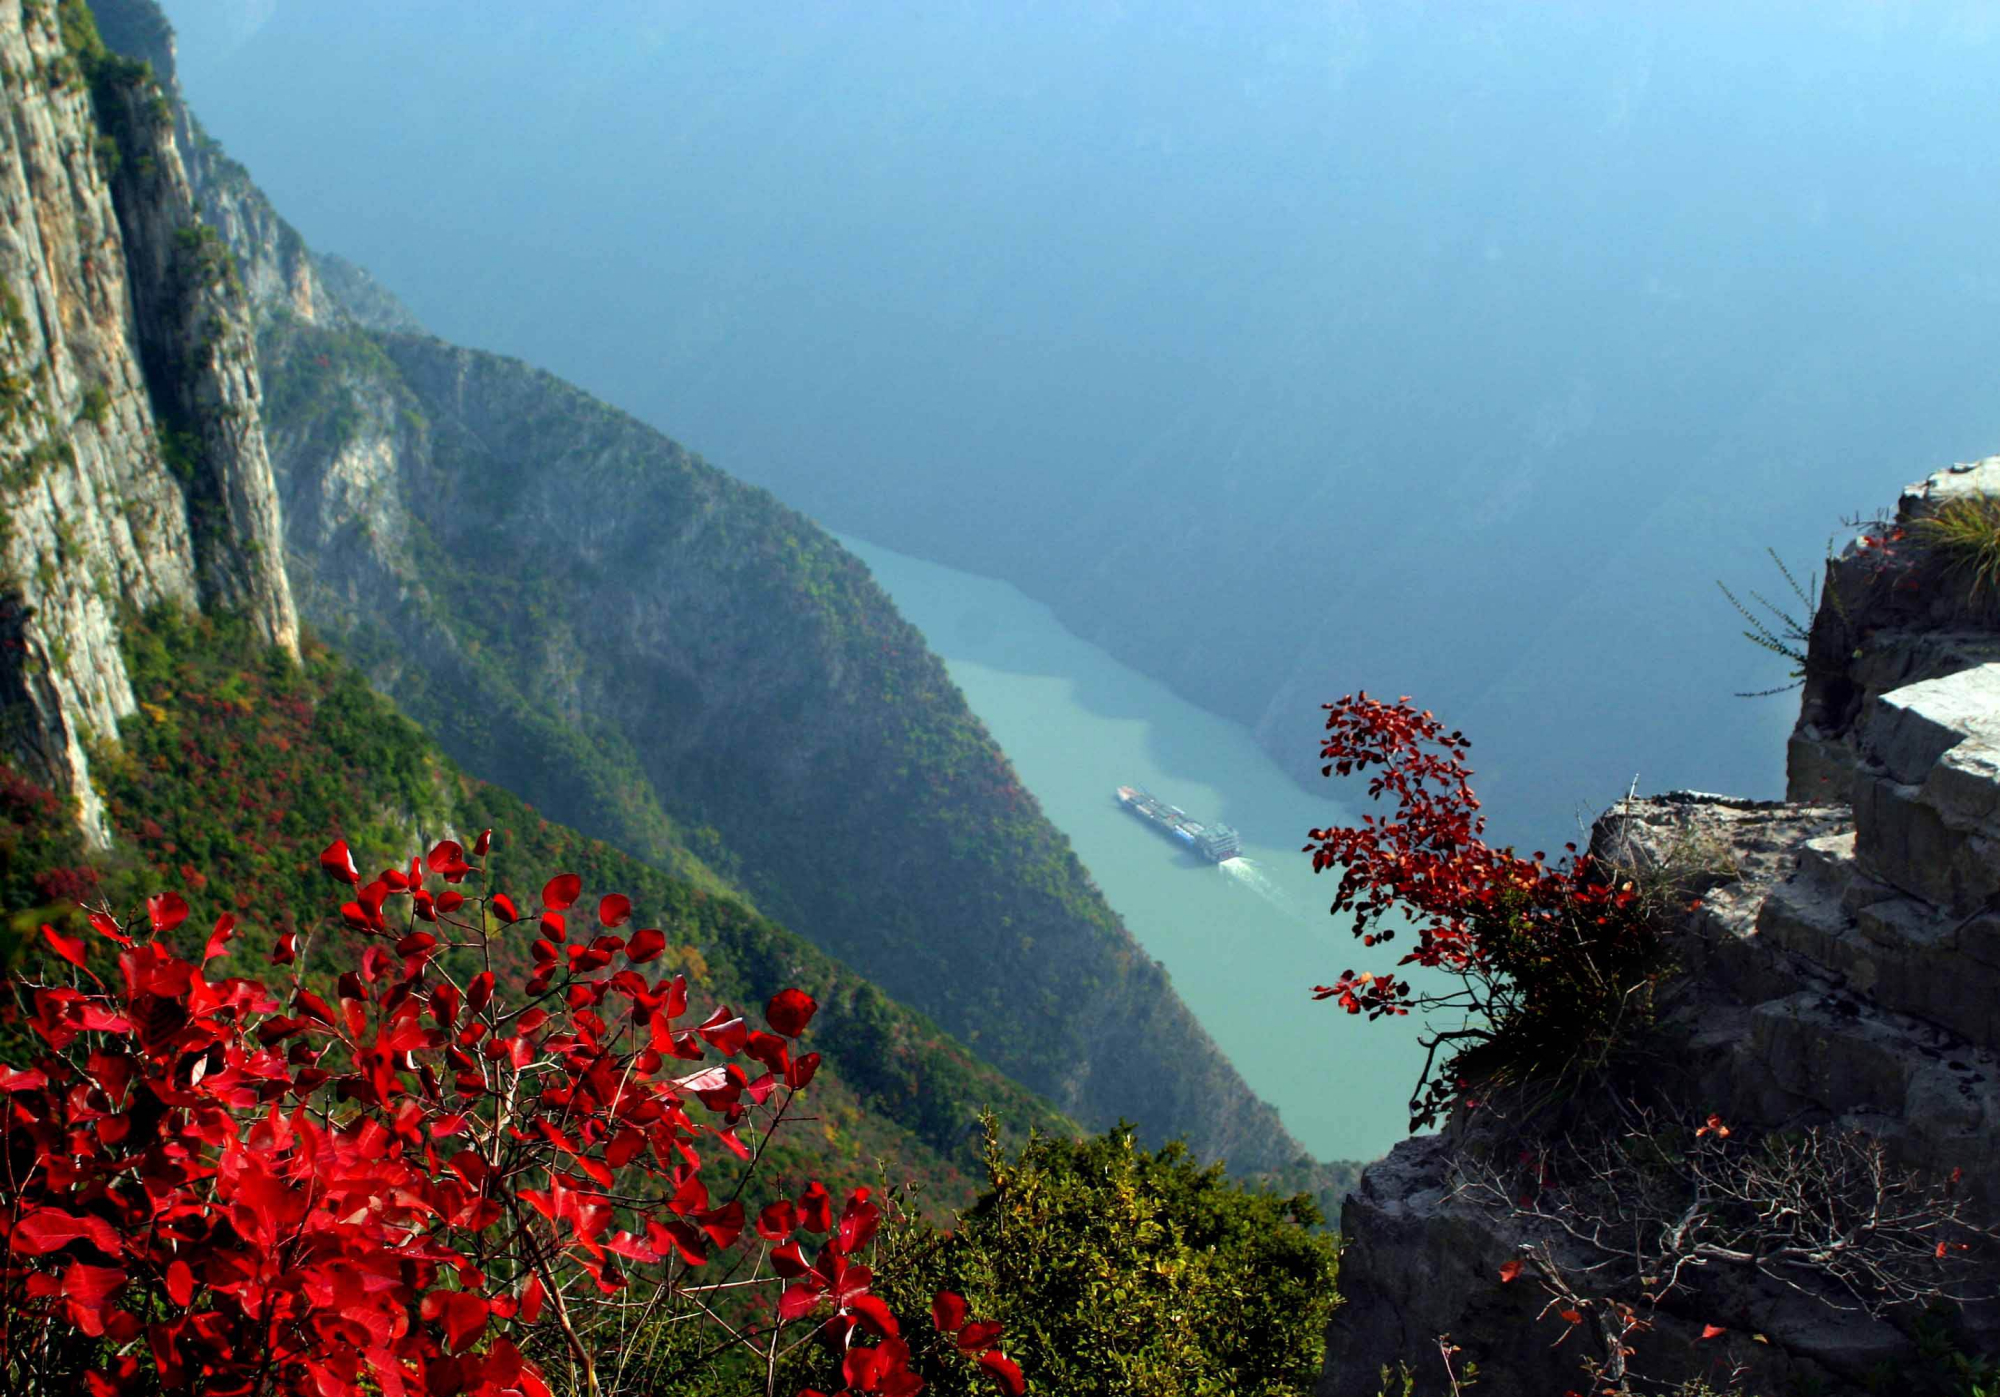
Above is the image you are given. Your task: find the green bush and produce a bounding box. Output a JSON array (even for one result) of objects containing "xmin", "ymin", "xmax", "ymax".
[
  {"xmin": 75, "ymin": 382, "xmax": 110, "ymax": 427},
  {"xmin": 791, "ymin": 1121, "xmax": 1341, "ymax": 1396}
]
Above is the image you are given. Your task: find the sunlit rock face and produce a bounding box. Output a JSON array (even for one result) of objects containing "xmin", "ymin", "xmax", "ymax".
[
  {"xmin": 1320, "ymin": 466, "xmax": 2000, "ymax": 1396},
  {"xmin": 0, "ymin": 0, "xmax": 292, "ymax": 842},
  {"xmin": 1790, "ymin": 455, "xmax": 2000, "ymax": 804}
]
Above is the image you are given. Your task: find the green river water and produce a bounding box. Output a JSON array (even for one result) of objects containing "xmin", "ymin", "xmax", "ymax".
[{"xmin": 844, "ymin": 535, "xmax": 1434, "ymax": 1164}]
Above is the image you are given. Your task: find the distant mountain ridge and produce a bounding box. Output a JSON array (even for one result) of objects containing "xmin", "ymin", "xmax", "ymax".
[{"xmin": 85, "ymin": 0, "xmax": 1316, "ymax": 1172}]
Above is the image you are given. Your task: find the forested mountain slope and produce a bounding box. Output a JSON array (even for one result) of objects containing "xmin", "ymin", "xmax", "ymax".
[{"xmin": 89, "ymin": 0, "xmax": 1311, "ymax": 1171}]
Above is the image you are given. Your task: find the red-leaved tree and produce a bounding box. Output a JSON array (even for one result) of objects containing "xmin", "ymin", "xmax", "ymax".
[
  {"xmin": 1304, "ymin": 692, "xmax": 1670, "ymax": 1129},
  {"xmin": 0, "ymin": 831, "xmax": 1021, "ymax": 1397}
]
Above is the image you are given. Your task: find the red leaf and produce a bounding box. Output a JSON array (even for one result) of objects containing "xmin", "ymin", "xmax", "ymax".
[
  {"xmin": 472, "ymin": 828, "xmax": 493, "ymax": 857},
  {"xmin": 786, "ymin": 1052, "xmax": 821, "ymax": 1090},
  {"xmin": 957, "ymin": 1319, "xmax": 1004, "ymax": 1352},
  {"xmin": 779, "ymin": 1284, "xmax": 825, "ymax": 1323},
  {"xmin": 625, "ymin": 928, "xmax": 666, "ymax": 963},
  {"xmin": 42, "ymin": 923, "xmax": 87, "ymax": 972},
  {"xmin": 605, "ymin": 1127, "xmax": 646, "ymax": 1168},
  {"xmin": 796, "ymin": 1182, "xmax": 832, "ymax": 1233},
  {"xmin": 202, "ymin": 913, "xmax": 237, "ymax": 963},
  {"xmin": 1700, "ymin": 1323, "xmax": 1727, "ymax": 1340},
  {"xmin": 165, "ymin": 1259, "xmax": 194, "ymax": 1308},
  {"xmin": 843, "ymin": 1346, "xmax": 881, "ymax": 1391},
  {"xmin": 758, "ymin": 1201, "xmax": 798, "ymax": 1241},
  {"xmin": 745, "ymin": 1030, "xmax": 791, "ymax": 1076},
  {"xmin": 697, "ymin": 1007, "xmax": 748, "ymax": 1055},
  {"xmin": 598, "ymin": 894, "xmax": 632, "ymax": 928},
  {"xmin": 0, "ymin": 1066, "xmax": 47, "ymax": 1092},
  {"xmin": 932, "ymin": 1290, "xmax": 968, "ymax": 1334},
  {"xmin": 62, "ymin": 1261, "xmax": 125, "ymax": 1308},
  {"xmin": 10, "ymin": 1208, "xmax": 117, "ymax": 1257},
  {"xmin": 467, "ymin": 972, "xmax": 495, "ymax": 1013},
  {"xmin": 421, "ymin": 1290, "xmax": 489, "ymax": 1354},
  {"xmin": 319, "ymin": 839, "xmax": 360, "ymax": 887},
  {"xmin": 1497, "ymin": 1259, "xmax": 1523, "ymax": 1284},
  {"xmin": 766, "ymin": 988, "xmax": 818, "ymax": 1038},
  {"xmin": 1559, "ymin": 1309, "xmax": 1584, "ymax": 1325},
  {"xmin": 839, "ymin": 1189, "xmax": 882, "ymax": 1253},
  {"xmin": 428, "ymin": 839, "xmax": 469, "ymax": 880},
  {"xmin": 714, "ymin": 1123, "xmax": 752, "ymax": 1160},
  {"xmin": 87, "ymin": 912, "xmax": 132, "ymax": 947},
  {"xmin": 490, "ymin": 893, "xmax": 521, "ymax": 924},
  {"xmin": 542, "ymin": 874, "xmax": 582, "ymax": 911},
  {"xmin": 147, "ymin": 892, "xmax": 189, "ymax": 934},
  {"xmin": 978, "ymin": 1351, "xmax": 1026, "ymax": 1396},
  {"xmin": 696, "ymin": 1201, "xmax": 745, "ymax": 1250},
  {"xmin": 271, "ymin": 930, "xmax": 297, "ymax": 965}
]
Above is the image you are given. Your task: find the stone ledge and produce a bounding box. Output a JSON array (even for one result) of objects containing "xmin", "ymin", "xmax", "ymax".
[{"xmin": 1854, "ymin": 664, "xmax": 2000, "ymax": 916}]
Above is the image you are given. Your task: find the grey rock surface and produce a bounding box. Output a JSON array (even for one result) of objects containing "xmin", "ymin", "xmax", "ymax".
[
  {"xmin": 1789, "ymin": 455, "xmax": 2000, "ymax": 805},
  {"xmin": 0, "ymin": 0, "xmax": 293, "ymax": 839}
]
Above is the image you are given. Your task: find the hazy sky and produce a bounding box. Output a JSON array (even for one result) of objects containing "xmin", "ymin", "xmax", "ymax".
[{"xmin": 162, "ymin": 1, "xmax": 2000, "ymax": 839}]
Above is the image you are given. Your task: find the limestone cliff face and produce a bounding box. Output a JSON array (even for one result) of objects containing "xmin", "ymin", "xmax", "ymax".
[
  {"xmin": 0, "ymin": 0, "xmax": 293, "ymax": 841},
  {"xmin": 1318, "ymin": 459, "xmax": 2000, "ymax": 1394}
]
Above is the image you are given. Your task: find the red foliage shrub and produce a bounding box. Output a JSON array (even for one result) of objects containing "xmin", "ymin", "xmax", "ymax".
[
  {"xmin": 1305, "ymin": 693, "xmax": 1671, "ymax": 1128},
  {"xmin": 30, "ymin": 866, "xmax": 100, "ymax": 906},
  {"xmin": 1, "ymin": 834, "xmax": 1016, "ymax": 1397},
  {"xmin": 0, "ymin": 767, "xmax": 62, "ymax": 823}
]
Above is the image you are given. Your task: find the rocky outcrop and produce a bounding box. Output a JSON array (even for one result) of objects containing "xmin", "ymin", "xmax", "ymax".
[
  {"xmin": 92, "ymin": 57, "xmax": 294, "ymax": 656},
  {"xmin": 1790, "ymin": 455, "xmax": 2000, "ymax": 805},
  {"xmin": 1321, "ymin": 463, "xmax": 2000, "ymax": 1394},
  {"xmin": 309, "ymin": 251, "xmax": 424, "ymax": 335},
  {"xmin": 0, "ymin": 0, "xmax": 294, "ymax": 840}
]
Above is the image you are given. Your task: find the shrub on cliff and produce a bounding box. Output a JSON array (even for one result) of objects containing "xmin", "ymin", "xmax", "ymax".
[
  {"xmin": 1306, "ymin": 692, "xmax": 2000, "ymax": 1393},
  {"xmin": 797, "ymin": 1122, "xmax": 1339, "ymax": 1397},
  {"xmin": 0, "ymin": 833, "xmax": 1019, "ymax": 1396},
  {"xmin": 1303, "ymin": 692, "xmax": 1681, "ymax": 1128}
]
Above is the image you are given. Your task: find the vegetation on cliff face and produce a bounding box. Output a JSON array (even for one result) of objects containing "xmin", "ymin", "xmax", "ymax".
[
  {"xmin": 785, "ymin": 1122, "xmax": 1341, "ymax": 1397},
  {"xmin": 0, "ymin": 607, "xmax": 1073, "ymax": 1206}
]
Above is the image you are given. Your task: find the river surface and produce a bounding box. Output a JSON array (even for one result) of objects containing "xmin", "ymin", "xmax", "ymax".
[{"xmin": 843, "ymin": 534, "xmax": 1433, "ymax": 1164}]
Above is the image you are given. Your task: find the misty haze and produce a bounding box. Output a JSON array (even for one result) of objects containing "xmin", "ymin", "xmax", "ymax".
[{"xmin": 3, "ymin": 1, "xmax": 1999, "ymax": 1392}]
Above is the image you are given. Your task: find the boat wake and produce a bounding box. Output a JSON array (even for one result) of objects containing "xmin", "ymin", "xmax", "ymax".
[{"xmin": 1217, "ymin": 856, "xmax": 1305, "ymax": 920}]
